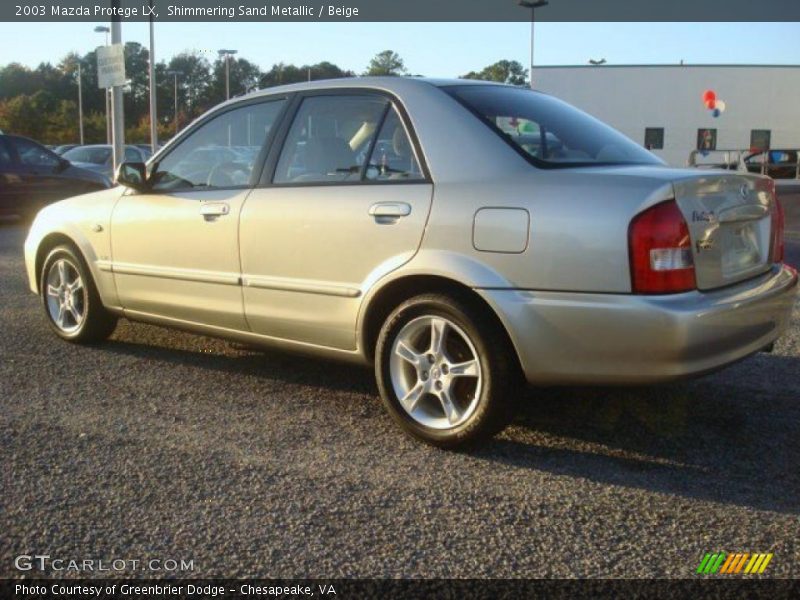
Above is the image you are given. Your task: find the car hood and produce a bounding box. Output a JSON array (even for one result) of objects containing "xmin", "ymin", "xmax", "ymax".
[{"xmin": 63, "ymin": 163, "xmax": 112, "ymax": 187}]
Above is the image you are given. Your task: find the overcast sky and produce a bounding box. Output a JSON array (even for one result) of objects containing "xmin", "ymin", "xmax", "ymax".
[{"xmin": 0, "ymin": 22, "xmax": 798, "ymax": 76}]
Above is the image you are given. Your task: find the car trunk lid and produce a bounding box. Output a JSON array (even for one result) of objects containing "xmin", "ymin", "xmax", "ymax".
[{"xmin": 673, "ymin": 173, "xmax": 775, "ymax": 291}]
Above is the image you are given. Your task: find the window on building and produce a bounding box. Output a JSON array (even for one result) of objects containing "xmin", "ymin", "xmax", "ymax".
[
  {"xmin": 697, "ymin": 129, "xmax": 717, "ymax": 152},
  {"xmin": 644, "ymin": 128, "xmax": 664, "ymax": 150},
  {"xmin": 750, "ymin": 130, "xmax": 771, "ymax": 152}
]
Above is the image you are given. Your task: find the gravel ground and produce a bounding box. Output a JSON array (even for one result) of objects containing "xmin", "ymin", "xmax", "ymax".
[{"xmin": 1, "ymin": 209, "xmax": 799, "ymax": 579}]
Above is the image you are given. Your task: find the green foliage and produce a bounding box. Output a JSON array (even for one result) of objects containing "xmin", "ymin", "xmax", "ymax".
[
  {"xmin": 364, "ymin": 50, "xmax": 406, "ymax": 77},
  {"xmin": 0, "ymin": 47, "xmax": 525, "ymax": 144},
  {"xmin": 462, "ymin": 60, "xmax": 528, "ymax": 86}
]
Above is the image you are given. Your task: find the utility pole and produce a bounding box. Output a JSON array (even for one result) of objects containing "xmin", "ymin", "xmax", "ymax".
[
  {"xmin": 218, "ymin": 49, "xmax": 238, "ymax": 100},
  {"xmin": 167, "ymin": 70, "xmax": 183, "ymax": 135},
  {"xmin": 94, "ymin": 26, "xmax": 111, "ymax": 143},
  {"xmin": 148, "ymin": 0, "xmax": 158, "ymax": 153},
  {"xmin": 77, "ymin": 62, "xmax": 84, "ymax": 145},
  {"xmin": 518, "ymin": 0, "xmax": 549, "ymax": 89},
  {"xmin": 110, "ymin": 0, "xmax": 125, "ymax": 174}
]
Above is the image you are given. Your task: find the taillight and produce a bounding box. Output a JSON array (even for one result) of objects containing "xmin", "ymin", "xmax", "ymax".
[
  {"xmin": 770, "ymin": 187, "xmax": 785, "ymax": 263},
  {"xmin": 629, "ymin": 200, "xmax": 696, "ymax": 294}
]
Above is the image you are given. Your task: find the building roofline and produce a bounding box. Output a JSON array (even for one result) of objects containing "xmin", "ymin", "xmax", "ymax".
[{"xmin": 533, "ymin": 64, "xmax": 800, "ymax": 69}]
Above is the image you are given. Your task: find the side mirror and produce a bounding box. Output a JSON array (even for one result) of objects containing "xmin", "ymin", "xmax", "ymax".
[
  {"xmin": 57, "ymin": 158, "xmax": 70, "ymax": 172},
  {"xmin": 115, "ymin": 161, "xmax": 149, "ymax": 192}
]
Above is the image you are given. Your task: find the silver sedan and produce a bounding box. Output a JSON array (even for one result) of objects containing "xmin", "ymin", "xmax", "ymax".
[{"xmin": 24, "ymin": 78, "xmax": 798, "ymax": 447}]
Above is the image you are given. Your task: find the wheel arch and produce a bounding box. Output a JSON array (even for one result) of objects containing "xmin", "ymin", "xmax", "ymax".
[
  {"xmin": 34, "ymin": 232, "xmax": 83, "ymax": 294},
  {"xmin": 359, "ymin": 273, "xmax": 522, "ymax": 376}
]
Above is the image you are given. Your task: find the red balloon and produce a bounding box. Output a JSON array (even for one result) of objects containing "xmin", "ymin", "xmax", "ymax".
[
  {"xmin": 704, "ymin": 98, "xmax": 716, "ymax": 109},
  {"xmin": 703, "ymin": 89, "xmax": 716, "ymax": 103}
]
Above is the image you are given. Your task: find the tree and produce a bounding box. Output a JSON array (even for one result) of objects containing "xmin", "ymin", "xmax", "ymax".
[
  {"xmin": 208, "ymin": 56, "xmax": 262, "ymax": 104},
  {"xmin": 462, "ymin": 60, "xmax": 528, "ymax": 86},
  {"xmin": 259, "ymin": 61, "xmax": 354, "ymax": 89},
  {"xmin": 364, "ymin": 50, "xmax": 406, "ymax": 77},
  {"xmin": 166, "ymin": 52, "xmax": 213, "ymax": 119}
]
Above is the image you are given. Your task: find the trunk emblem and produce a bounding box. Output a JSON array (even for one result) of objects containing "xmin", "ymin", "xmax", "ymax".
[{"xmin": 740, "ymin": 184, "xmax": 749, "ymax": 198}]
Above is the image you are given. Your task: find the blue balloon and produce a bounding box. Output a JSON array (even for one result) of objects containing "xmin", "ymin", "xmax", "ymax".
[{"xmin": 712, "ymin": 108, "xmax": 721, "ymax": 118}]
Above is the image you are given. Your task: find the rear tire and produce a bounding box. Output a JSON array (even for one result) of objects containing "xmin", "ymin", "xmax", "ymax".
[
  {"xmin": 375, "ymin": 293, "xmax": 516, "ymax": 449},
  {"xmin": 40, "ymin": 245, "xmax": 117, "ymax": 343}
]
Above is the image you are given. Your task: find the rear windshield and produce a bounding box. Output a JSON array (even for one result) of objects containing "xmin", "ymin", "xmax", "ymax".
[{"xmin": 444, "ymin": 85, "xmax": 662, "ymax": 168}]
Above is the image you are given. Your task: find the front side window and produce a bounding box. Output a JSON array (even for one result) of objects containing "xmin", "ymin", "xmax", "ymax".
[
  {"xmin": 273, "ymin": 95, "xmax": 389, "ymax": 184},
  {"xmin": 14, "ymin": 137, "xmax": 61, "ymax": 168},
  {"xmin": 152, "ymin": 99, "xmax": 285, "ymax": 191},
  {"xmin": 444, "ymin": 85, "xmax": 662, "ymax": 168}
]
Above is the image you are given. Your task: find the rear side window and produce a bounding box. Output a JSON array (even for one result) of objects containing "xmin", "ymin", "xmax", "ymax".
[
  {"xmin": 444, "ymin": 85, "xmax": 662, "ymax": 168},
  {"xmin": 365, "ymin": 108, "xmax": 424, "ymax": 181},
  {"xmin": 274, "ymin": 95, "xmax": 389, "ymax": 184}
]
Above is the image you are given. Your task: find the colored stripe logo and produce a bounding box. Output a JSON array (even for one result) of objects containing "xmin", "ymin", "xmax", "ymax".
[{"xmin": 697, "ymin": 552, "xmax": 773, "ymax": 574}]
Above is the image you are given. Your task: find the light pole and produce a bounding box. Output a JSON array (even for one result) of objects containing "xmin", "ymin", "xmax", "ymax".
[
  {"xmin": 217, "ymin": 49, "xmax": 238, "ymax": 100},
  {"xmin": 167, "ymin": 70, "xmax": 183, "ymax": 136},
  {"xmin": 110, "ymin": 3, "xmax": 125, "ymax": 174},
  {"xmin": 76, "ymin": 62, "xmax": 84, "ymax": 145},
  {"xmin": 94, "ymin": 25, "xmax": 111, "ymax": 144},
  {"xmin": 148, "ymin": 0, "xmax": 158, "ymax": 153},
  {"xmin": 518, "ymin": 0, "xmax": 549, "ymax": 89}
]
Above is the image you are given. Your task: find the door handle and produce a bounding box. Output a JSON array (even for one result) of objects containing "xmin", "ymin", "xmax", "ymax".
[
  {"xmin": 200, "ymin": 202, "xmax": 230, "ymax": 218},
  {"xmin": 368, "ymin": 202, "xmax": 412, "ymax": 218}
]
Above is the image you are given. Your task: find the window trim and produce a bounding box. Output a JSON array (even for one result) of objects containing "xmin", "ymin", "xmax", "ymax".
[
  {"xmin": 259, "ymin": 87, "xmax": 432, "ymax": 188},
  {"xmin": 146, "ymin": 94, "xmax": 293, "ymax": 195}
]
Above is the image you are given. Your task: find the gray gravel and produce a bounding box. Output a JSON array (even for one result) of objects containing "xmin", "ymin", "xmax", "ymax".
[{"xmin": 1, "ymin": 217, "xmax": 799, "ymax": 579}]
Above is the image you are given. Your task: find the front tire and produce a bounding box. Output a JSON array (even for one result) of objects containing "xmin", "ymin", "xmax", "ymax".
[
  {"xmin": 375, "ymin": 293, "xmax": 516, "ymax": 448},
  {"xmin": 40, "ymin": 245, "xmax": 117, "ymax": 343}
]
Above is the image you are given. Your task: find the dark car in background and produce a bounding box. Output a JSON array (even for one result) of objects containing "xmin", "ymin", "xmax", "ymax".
[
  {"xmin": 61, "ymin": 144, "xmax": 149, "ymax": 180},
  {"xmin": 52, "ymin": 144, "xmax": 80, "ymax": 156},
  {"xmin": 0, "ymin": 134, "xmax": 111, "ymax": 220}
]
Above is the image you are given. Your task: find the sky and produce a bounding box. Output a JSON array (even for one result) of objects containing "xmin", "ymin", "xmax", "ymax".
[{"xmin": 0, "ymin": 22, "xmax": 798, "ymax": 76}]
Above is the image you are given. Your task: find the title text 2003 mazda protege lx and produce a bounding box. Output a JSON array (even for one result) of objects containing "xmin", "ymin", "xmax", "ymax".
[{"xmin": 24, "ymin": 78, "xmax": 797, "ymax": 447}]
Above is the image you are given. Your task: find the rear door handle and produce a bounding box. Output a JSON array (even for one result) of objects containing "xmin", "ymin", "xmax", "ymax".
[
  {"xmin": 200, "ymin": 202, "xmax": 230, "ymax": 218},
  {"xmin": 368, "ymin": 202, "xmax": 412, "ymax": 218}
]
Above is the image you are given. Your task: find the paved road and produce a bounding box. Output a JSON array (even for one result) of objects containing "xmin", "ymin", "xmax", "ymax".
[{"xmin": 1, "ymin": 222, "xmax": 798, "ymax": 579}]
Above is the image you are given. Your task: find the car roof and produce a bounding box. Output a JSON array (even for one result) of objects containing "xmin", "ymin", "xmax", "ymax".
[{"xmin": 224, "ymin": 76, "xmax": 507, "ymax": 106}]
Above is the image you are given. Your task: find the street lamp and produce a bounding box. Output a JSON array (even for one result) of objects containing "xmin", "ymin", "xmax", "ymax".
[
  {"xmin": 518, "ymin": 0, "xmax": 549, "ymax": 89},
  {"xmin": 217, "ymin": 49, "xmax": 238, "ymax": 100},
  {"xmin": 148, "ymin": 0, "xmax": 158, "ymax": 153},
  {"xmin": 166, "ymin": 70, "xmax": 183, "ymax": 136},
  {"xmin": 75, "ymin": 62, "xmax": 84, "ymax": 145},
  {"xmin": 94, "ymin": 25, "xmax": 111, "ymax": 144}
]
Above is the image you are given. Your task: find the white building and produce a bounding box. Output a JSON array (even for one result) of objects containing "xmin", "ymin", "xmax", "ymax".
[{"xmin": 532, "ymin": 65, "xmax": 800, "ymax": 167}]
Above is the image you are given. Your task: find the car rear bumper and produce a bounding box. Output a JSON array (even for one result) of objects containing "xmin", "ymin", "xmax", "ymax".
[{"xmin": 479, "ymin": 264, "xmax": 798, "ymax": 385}]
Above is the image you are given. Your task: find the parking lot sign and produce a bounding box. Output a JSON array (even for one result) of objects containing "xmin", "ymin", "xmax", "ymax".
[{"xmin": 97, "ymin": 44, "xmax": 126, "ymax": 89}]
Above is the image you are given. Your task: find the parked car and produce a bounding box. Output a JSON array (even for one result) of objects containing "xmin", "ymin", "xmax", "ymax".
[
  {"xmin": 52, "ymin": 144, "xmax": 80, "ymax": 156},
  {"xmin": 24, "ymin": 78, "xmax": 797, "ymax": 447},
  {"xmin": 0, "ymin": 134, "xmax": 110, "ymax": 220},
  {"xmin": 742, "ymin": 150, "xmax": 799, "ymax": 179},
  {"xmin": 60, "ymin": 144, "xmax": 149, "ymax": 180}
]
